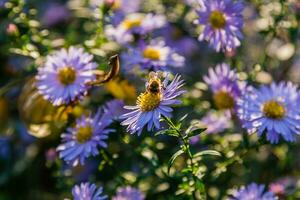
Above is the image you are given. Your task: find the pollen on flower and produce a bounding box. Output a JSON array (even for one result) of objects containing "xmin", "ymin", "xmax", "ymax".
[
  {"xmin": 209, "ymin": 11, "xmax": 226, "ymax": 29},
  {"xmin": 143, "ymin": 47, "xmax": 161, "ymax": 60},
  {"xmin": 121, "ymin": 18, "xmax": 142, "ymax": 30},
  {"xmin": 263, "ymin": 100, "xmax": 285, "ymax": 119},
  {"xmin": 137, "ymin": 92, "xmax": 161, "ymax": 111},
  {"xmin": 76, "ymin": 126, "xmax": 93, "ymax": 143},
  {"xmin": 58, "ymin": 66, "xmax": 76, "ymax": 85},
  {"xmin": 213, "ymin": 90, "xmax": 235, "ymax": 109}
]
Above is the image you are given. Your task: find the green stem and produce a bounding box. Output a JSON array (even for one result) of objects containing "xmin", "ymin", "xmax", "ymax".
[{"xmin": 162, "ymin": 116, "xmax": 204, "ymax": 199}]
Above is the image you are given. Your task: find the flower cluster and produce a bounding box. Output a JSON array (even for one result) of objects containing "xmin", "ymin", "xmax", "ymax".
[{"xmin": 3, "ymin": 0, "xmax": 300, "ymax": 199}]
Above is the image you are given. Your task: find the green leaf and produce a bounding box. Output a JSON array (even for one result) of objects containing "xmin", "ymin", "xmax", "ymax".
[
  {"xmin": 168, "ymin": 149, "xmax": 184, "ymax": 174},
  {"xmin": 186, "ymin": 128, "xmax": 207, "ymax": 138},
  {"xmin": 193, "ymin": 150, "xmax": 221, "ymax": 158},
  {"xmin": 179, "ymin": 114, "xmax": 188, "ymax": 122},
  {"xmin": 155, "ymin": 129, "xmax": 179, "ymax": 137}
]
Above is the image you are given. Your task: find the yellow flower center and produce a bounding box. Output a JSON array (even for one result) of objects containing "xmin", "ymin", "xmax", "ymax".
[
  {"xmin": 121, "ymin": 18, "xmax": 142, "ymax": 30},
  {"xmin": 58, "ymin": 67, "xmax": 76, "ymax": 85},
  {"xmin": 209, "ymin": 11, "xmax": 226, "ymax": 29},
  {"xmin": 213, "ymin": 90, "xmax": 235, "ymax": 109},
  {"xmin": 112, "ymin": 0, "xmax": 121, "ymax": 10},
  {"xmin": 262, "ymin": 100, "xmax": 285, "ymax": 119},
  {"xmin": 76, "ymin": 126, "xmax": 93, "ymax": 143},
  {"xmin": 137, "ymin": 92, "xmax": 161, "ymax": 112},
  {"xmin": 143, "ymin": 47, "xmax": 161, "ymax": 60}
]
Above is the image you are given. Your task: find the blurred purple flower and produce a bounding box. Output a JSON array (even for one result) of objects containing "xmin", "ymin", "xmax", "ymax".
[
  {"xmin": 121, "ymin": 72, "xmax": 185, "ymax": 135},
  {"xmin": 72, "ymin": 182, "xmax": 107, "ymax": 200},
  {"xmin": 161, "ymin": 25, "xmax": 199, "ymax": 57},
  {"xmin": 195, "ymin": 0, "xmax": 244, "ymax": 52},
  {"xmin": 122, "ymin": 40, "xmax": 185, "ymax": 72},
  {"xmin": 228, "ymin": 183, "xmax": 277, "ymax": 200},
  {"xmin": 105, "ymin": 13, "xmax": 166, "ymax": 44},
  {"xmin": 0, "ymin": 137, "xmax": 10, "ymax": 160},
  {"xmin": 36, "ymin": 47, "xmax": 97, "ymax": 106},
  {"xmin": 269, "ymin": 177, "xmax": 297, "ymax": 197},
  {"xmin": 103, "ymin": 99, "xmax": 126, "ymax": 121},
  {"xmin": 237, "ymin": 82, "xmax": 300, "ymax": 144},
  {"xmin": 204, "ymin": 63, "xmax": 245, "ymax": 110},
  {"xmin": 45, "ymin": 148, "xmax": 57, "ymax": 163},
  {"xmin": 190, "ymin": 110, "xmax": 232, "ymax": 144},
  {"xmin": 57, "ymin": 109, "xmax": 114, "ymax": 166},
  {"xmin": 0, "ymin": 0, "xmax": 6, "ymax": 7},
  {"xmin": 112, "ymin": 186, "xmax": 145, "ymax": 200},
  {"xmin": 42, "ymin": 4, "xmax": 71, "ymax": 27}
]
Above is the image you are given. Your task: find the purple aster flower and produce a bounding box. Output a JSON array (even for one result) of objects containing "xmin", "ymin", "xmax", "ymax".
[
  {"xmin": 112, "ymin": 186, "xmax": 145, "ymax": 200},
  {"xmin": 121, "ymin": 72, "xmax": 185, "ymax": 135},
  {"xmin": 36, "ymin": 47, "xmax": 97, "ymax": 106},
  {"xmin": 237, "ymin": 82, "xmax": 300, "ymax": 144},
  {"xmin": 195, "ymin": 0, "xmax": 244, "ymax": 52},
  {"xmin": 204, "ymin": 63, "xmax": 245, "ymax": 110},
  {"xmin": 122, "ymin": 40, "xmax": 185, "ymax": 71},
  {"xmin": 103, "ymin": 99, "xmax": 126, "ymax": 121},
  {"xmin": 190, "ymin": 110, "xmax": 232, "ymax": 144},
  {"xmin": 72, "ymin": 182, "xmax": 107, "ymax": 200},
  {"xmin": 105, "ymin": 13, "xmax": 166, "ymax": 44},
  {"xmin": 228, "ymin": 183, "xmax": 277, "ymax": 200},
  {"xmin": 57, "ymin": 109, "xmax": 114, "ymax": 166}
]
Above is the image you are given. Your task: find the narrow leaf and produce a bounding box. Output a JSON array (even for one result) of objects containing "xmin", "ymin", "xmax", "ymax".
[
  {"xmin": 186, "ymin": 128, "xmax": 207, "ymax": 138},
  {"xmin": 193, "ymin": 150, "xmax": 221, "ymax": 158},
  {"xmin": 168, "ymin": 149, "xmax": 184, "ymax": 174}
]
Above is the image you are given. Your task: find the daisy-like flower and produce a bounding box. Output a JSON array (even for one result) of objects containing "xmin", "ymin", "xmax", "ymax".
[
  {"xmin": 195, "ymin": 0, "xmax": 244, "ymax": 52},
  {"xmin": 72, "ymin": 182, "xmax": 107, "ymax": 200},
  {"xmin": 237, "ymin": 82, "xmax": 300, "ymax": 144},
  {"xmin": 228, "ymin": 183, "xmax": 277, "ymax": 200},
  {"xmin": 121, "ymin": 72, "xmax": 185, "ymax": 135},
  {"xmin": 122, "ymin": 40, "xmax": 185, "ymax": 71},
  {"xmin": 105, "ymin": 13, "xmax": 166, "ymax": 44},
  {"xmin": 112, "ymin": 186, "xmax": 145, "ymax": 200},
  {"xmin": 36, "ymin": 47, "xmax": 97, "ymax": 106},
  {"xmin": 57, "ymin": 109, "xmax": 114, "ymax": 166},
  {"xmin": 204, "ymin": 63, "xmax": 245, "ymax": 111}
]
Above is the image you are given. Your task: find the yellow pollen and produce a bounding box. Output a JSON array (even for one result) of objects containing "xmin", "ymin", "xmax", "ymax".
[
  {"xmin": 213, "ymin": 90, "xmax": 235, "ymax": 109},
  {"xmin": 209, "ymin": 11, "xmax": 226, "ymax": 29},
  {"xmin": 58, "ymin": 67, "xmax": 76, "ymax": 85},
  {"xmin": 121, "ymin": 18, "xmax": 142, "ymax": 30},
  {"xmin": 137, "ymin": 92, "xmax": 161, "ymax": 112},
  {"xmin": 143, "ymin": 47, "xmax": 161, "ymax": 60},
  {"xmin": 263, "ymin": 100, "xmax": 285, "ymax": 119},
  {"xmin": 76, "ymin": 126, "xmax": 93, "ymax": 143}
]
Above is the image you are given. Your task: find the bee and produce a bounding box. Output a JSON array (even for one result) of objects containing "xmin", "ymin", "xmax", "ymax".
[{"xmin": 147, "ymin": 71, "xmax": 164, "ymax": 94}]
